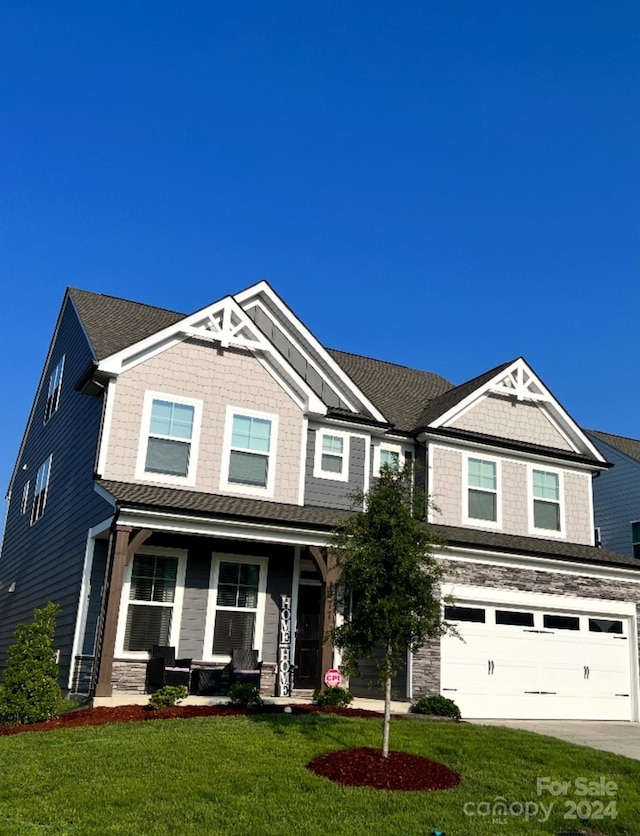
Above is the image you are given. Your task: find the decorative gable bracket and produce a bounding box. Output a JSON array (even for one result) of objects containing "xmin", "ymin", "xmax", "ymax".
[
  {"xmin": 180, "ymin": 298, "xmax": 271, "ymax": 352},
  {"xmin": 490, "ymin": 362, "xmax": 549, "ymax": 403}
]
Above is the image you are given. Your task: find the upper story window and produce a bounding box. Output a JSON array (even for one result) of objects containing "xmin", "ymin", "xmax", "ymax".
[
  {"xmin": 373, "ymin": 442, "xmax": 413, "ymax": 478},
  {"xmin": 467, "ymin": 457, "xmax": 498, "ymax": 522},
  {"xmin": 632, "ymin": 522, "xmax": 640, "ymax": 559},
  {"xmin": 380, "ymin": 449, "xmax": 400, "ymax": 469},
  {"xmin": 313, "ymin": 429, "xmax": 350, "ymax": 482},
  {"xmin": 532, "ymin": 468, "xmax": 562, "ymax": 532},
  {"xmin": 31, "ymin": 456, "xmax": 52, "ymax": 524},
  {"xmin": 20, "ymin": 481, "xmax": 30, "ymax": 515},
  {"xmin": 44, "ymin": 356, "xmax": 65, "ymax": 423},
  {"xmin": 135, "ymin": 392, "xmax": 202, "ymax": 486},
  {"xmin": 117, "ymin": 548, "xmax": 186, "ymax": 656},
  {"xmin": 220, "ymin": 407, "xmax": 278, "ymax": 496}
]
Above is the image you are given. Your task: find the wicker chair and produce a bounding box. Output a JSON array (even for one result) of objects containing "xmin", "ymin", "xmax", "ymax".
[
  {"xmin": 230, "ymin": 649, "xmax": 262, "ymax": 689},
  {"xmin": 146, "ymin": 645, "xmax": 192, "ymax": 692}
]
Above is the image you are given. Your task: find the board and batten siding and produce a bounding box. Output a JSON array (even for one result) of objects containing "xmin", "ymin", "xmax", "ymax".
[
  {"xmin": 304, "ymin": 428, "xmax": 365, "ymax": 510},
  {"xmin": 589, "ymin": 434, "xmax": 640, "ymax": 557},
  {"xmin": 0, "ymin": 296, "xmax": 114, "ymax": 689}
]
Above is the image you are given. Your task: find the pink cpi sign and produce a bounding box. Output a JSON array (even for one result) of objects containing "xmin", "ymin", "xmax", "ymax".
[{"xmin": 324, "ymin": 668, "xmax": 342, "ymax": 687}]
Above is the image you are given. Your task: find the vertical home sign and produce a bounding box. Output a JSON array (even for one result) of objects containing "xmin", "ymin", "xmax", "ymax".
[{"xmin": 278, "ymin": 594, "xmax": 293, "ymax": 697}]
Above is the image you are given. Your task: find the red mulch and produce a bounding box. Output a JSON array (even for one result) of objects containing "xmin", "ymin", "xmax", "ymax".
[
  {"xmin": 0, "ymin": 702, "xmax": 382, "ymax": 736},
  {"xmin": 307, "ymin": 746, "xmax": 460, "ymax": 791}
]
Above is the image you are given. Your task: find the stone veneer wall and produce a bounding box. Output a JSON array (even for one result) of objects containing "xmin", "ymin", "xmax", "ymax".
[
  {"xmin": 410, "ymin": 558, "xmax": 640, "ymax": 698},
  {"xmin": 111, "ymin": 659, "xmax": 278, "ymax": 697}
]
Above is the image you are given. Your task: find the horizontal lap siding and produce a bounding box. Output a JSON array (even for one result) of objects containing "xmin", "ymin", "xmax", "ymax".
[
  {"xmin": 304, "ymin": 430, "xmax": 365, "ymax": 509},
  {"xmin": 0, "ymin": 299, "xmax": 113, "ymax": 688},
  {"xmin": 590, "ymin": 437, "xmax": 640, "ymax": 557}
]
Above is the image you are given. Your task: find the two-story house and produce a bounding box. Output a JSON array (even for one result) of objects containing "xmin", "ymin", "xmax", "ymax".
[
  {"xmin": 586, "ymin": 429, "xmax": 640, "ymax": 559},
  {"xmin": 2, "ymin": 281, "xmax": 640, "ymax": 721}
]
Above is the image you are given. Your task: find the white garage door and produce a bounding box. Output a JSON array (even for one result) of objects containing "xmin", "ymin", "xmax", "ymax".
[{"xmin": 441, "ymin": 602, "xmax": 633, "ymax": 720}]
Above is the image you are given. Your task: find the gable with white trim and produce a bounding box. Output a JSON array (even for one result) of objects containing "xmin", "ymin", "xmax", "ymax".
[{"xmin": 434, "ymin": 358, "xmax": 605, "ymax": 461}]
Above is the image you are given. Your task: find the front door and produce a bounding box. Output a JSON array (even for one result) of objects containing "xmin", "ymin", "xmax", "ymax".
[{"xmin": 294, "ymin": 585, "xmax": 322, "ymax": 689}]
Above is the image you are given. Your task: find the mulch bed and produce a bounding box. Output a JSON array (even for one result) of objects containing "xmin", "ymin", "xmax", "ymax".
[
  {"xmin": 307, "ymin": 746, "xmax": 461, "ymax": 791},
  {"xmin": 0, "ymin": 703, "xmax": 461, "ymax": 792},
  {"xmin": 0, "ymin": 702, "xmax": 382, "ymax": 736}
]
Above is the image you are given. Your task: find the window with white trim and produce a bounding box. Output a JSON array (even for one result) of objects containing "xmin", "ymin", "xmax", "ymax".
[
  {"xmin": 122, "ymin": 553, "xmax": 180, "ymax": 652},
  {"xmin": 31, "ymin": 456, "xmax": 52, "ymax": 524},
  {"xmin": 632, "ymin": 522, "xmax": 640, "ymax": 559},
  {"xmin": 467, "ymin": 458, "xmax": 498, "ymax": 522},
  {"xmin": 532, "ymin": 469, "xmax": 561, "ymax": 531},
  {"xmin": 136, "ymin": 392, "xmax": 202, "ymax": 485},
  {"xmin": 228, "ymin": 414, "xmax": 272, "ymax": 488},
  {"xmin": 20, "ymin": 481, "xmax": 30, "ymax": 515},
  {"xmin": 208, "ymin": 558, "xmax": 266, "ymax": 658},
  {"xmin": 44, "ymin": 356, "xmax": 64, "ymax": 423},
  {"xmin": 313, "ymin": 430, "xmax": 349, "ymax": 481}
]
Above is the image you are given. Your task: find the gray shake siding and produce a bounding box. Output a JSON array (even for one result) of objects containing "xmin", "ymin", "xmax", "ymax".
[
  {"xmin": 588, "ymin": 435, "xmax": 640, "ymax": 557},
  {"xmin": 0, "ymin": 297, "xmax": 113, "ymax": 689},
  {"xmin": 304, "ymin": 429, "xmax": 365, "ymax": 509}
]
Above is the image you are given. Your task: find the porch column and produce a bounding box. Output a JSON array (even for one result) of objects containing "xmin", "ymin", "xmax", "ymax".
[
  {"xmin": 94, "ymin": 525, "xmax": 152, "ymax": 698},
  {"xmin": 308, "ymin": 546, "xmax": 340, "ymax": 689}
]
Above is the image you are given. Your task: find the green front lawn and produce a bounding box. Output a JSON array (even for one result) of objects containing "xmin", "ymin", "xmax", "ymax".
[{"xmin": 0, "ymin": 713, "xmax": 637, "ymax": 835}]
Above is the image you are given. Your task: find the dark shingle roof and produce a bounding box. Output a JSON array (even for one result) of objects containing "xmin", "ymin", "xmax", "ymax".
[
  {"xmin": 415, "ymin": 360, "xmax": 515, "ymax": 428},
  {"xmin": 431, "ymin": 523, "xmax": 639, "ymax": 570},
  {"xmin": 328, "ymin": 349, "xmax": 454, "ymax": 432},
  {"xmin": 69, "ymin": 288, "xmax": 185, "ymax": 360},
  {"xmin": 98, "ymin": 480, "xmax": 351, "ymax": 530},
  {"xmin": 588, "ymin": 429, "xmax": 640, "ymax": 464},
  {"xmin": 99, "ymin": 480, "xmax": 638, "ymax": 571}
]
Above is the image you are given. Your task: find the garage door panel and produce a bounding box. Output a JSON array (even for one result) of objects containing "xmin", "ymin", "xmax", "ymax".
[{"xmin": 441, "ymin": 601, "xmax": 633, "ymax": 721}]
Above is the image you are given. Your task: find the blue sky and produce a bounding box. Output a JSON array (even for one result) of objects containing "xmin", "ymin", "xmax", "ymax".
[{"xmin": 1, "ymin": 1, "xmax": 639, "ymax": 508}]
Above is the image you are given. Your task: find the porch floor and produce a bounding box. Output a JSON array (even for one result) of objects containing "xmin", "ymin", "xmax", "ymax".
[{"xmin": 91, "ymin": 694, "xmax": 414, "ymax": 714}]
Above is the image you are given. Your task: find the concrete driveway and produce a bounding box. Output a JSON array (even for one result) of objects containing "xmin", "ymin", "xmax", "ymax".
[{"xmin": 474, "ymin": 720, "xmax": 640, "ymax": 760}]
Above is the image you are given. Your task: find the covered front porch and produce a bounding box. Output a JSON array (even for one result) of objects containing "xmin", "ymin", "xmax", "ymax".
[{"xmin": 77, "ymin": 496, "xmax": 340, "ymax": 702}]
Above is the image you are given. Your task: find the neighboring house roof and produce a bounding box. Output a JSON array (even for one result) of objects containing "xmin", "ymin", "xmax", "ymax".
[
  {"xmin": 99, "ymin": 480, "xmax": 638, "ymax": 571},
  {"xmin": 328, "ymin": 349, "xmax": 454, "ymax": 433},
  {"xmin": 68, "ymin": 288, "xmax": 184, "ymax": 360},
  {"xmin": 588, "ymin": 429, "xmax": 640, "ymax": 464}
]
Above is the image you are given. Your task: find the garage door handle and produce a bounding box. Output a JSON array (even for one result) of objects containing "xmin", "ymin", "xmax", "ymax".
[
  {"xmin": 442, "ymin": 688, "xmax": 457, "ymax": 692},
  {"xmin": 540, "ymin": 691, "xmax": 557, "ymax": 695},
  {"xmin": 615, "ymin": 693, "xmax": 629, "ymax": 697},
  {"xmin": 487, "ymin": 660, "xmax": 494, "ymax": 675},
  {"xmin": 584, "ymin": 666, "xmax": 590, "ymax": 680}
]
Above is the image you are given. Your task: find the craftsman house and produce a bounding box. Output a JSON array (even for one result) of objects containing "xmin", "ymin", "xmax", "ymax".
[{"xmin": 1, "ymin": 281, "xmax": 639, "ymax": 721}]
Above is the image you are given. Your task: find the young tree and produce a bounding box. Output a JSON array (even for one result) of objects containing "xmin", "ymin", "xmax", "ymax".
[
  {"xmin": 0, "ymin": 602, "xmax": 62, "ymax": 725},
  {"xmin": 330, "ymin": 463, "xmax": 446, "ymax": 757}
]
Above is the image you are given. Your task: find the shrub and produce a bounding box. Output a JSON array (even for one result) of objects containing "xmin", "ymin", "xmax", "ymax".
[
  {"xmin": 0, "ymin": 602, "xmax": 63, "ymax": 726},
  {"xmin": 411, "ymin": 694, "xmax": 461, "ymax": 720},
  {"xmin": 228, "ymin": 683, "xmax": 263, "ymax": 707},
  {"xmin": 313, "ymin": 686, "xmax": 353, "ymax": 708},
  {"xmin": 148, "ymin": 685, "xmax": 188, "ymax": 711}
]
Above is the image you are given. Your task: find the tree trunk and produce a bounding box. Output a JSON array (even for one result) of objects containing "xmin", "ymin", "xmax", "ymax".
[{"xmin": 382, "ymin": 669, "xmax": 392, "ymax": 758}]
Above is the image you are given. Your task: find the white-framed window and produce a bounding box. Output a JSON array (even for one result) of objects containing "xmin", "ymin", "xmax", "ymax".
[
  {"xmin": 44, "ymin": 356, "xmax": 65, "ymax": 423},
  {"xmin": 465, "ymin": 456, "xmax": 500, "ymax": 526},
  {"xmin": 313, "ymin": 429, "xmax": 350, "ymax": 481},
  {"xmin": 220, "ymin": 407, "xmax": 278, "ymax": 496},
  {"xmin": 30, "ymin": 456, "xmax": 52, "ymax": 525},
  {"xmin": 530, "ymin": 467, "xmax": 564, "ymax": 534},
  {"xmin": 203, "ymin": 555, "xmax": 268, "ymax": 661},
  {"xmin": 135, "ymin": 391, "xmax": 202, "ymax": 486},
  {"xmin": 373, "ymin": 442, "xmax": 413, "ymax": 476},
  {"xmin": 116, "ymin": 547, "xmax": 187, "ymax": 657},
  {"xmin": 20, "ymin": 481, "xmax": 30, "ymax": 515},
  {"xmin": 631, "ymin": 522, "xmax": 640, "ymax": 559}
]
